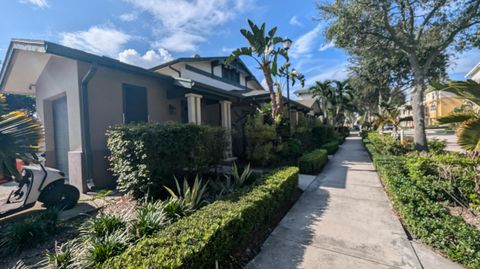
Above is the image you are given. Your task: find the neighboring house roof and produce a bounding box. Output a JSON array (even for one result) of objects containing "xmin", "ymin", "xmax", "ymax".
[
  {"xmin": 466, "ymin": 62, "xmax": 480, "ymax": 79},
  {"xmin": 151, "ymin": 55, "xmax": 263, "ymax": 90},
  {"xmin": 294, "ymin": 88, "xmax": 310, "ymax": 96},
  {"xmin": 0, "ymin": 38, "xmax": 174, "ymax": 91}
]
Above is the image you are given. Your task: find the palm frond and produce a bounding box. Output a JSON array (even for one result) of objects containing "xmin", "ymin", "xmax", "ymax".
[
  {"xmin": 456, "ymin": 117, "xmax": 480, "ymax": 152},
  {"xmin": 431, "ymin": 80, "xmax": 480, "ymax": 106},
  {"xmin": 437, "ymin": 112, "xmax": 477, "ymax": 124}
]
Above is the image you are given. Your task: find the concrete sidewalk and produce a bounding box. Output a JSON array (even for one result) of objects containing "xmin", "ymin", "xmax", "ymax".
[{"xmin": 246, "ymin": 136, "xmax": 463, "ymax": 269}]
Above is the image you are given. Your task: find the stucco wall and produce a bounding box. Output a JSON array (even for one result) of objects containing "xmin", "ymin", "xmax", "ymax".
[
  {"xmin": 36, "ymin": 56, "xmax": 82, "ymax": 168},
  {"xmin": 77, "ymin": 62, "xmax": 182, "ymax": 188}
]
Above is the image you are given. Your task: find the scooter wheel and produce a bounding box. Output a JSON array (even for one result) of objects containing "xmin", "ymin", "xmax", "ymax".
[{"xmin": 42, "ymin": 184, "xmax": 80, "ymax": 210}]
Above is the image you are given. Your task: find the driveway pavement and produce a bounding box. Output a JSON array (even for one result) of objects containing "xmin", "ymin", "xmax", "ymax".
[{"xmin": 246, "ymin": 136, "xmax": 463, "ymax": 269}]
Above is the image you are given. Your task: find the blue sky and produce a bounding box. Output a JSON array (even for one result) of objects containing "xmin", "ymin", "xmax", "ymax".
[{"xmin": 1, "ymin": 0, "xmax": 479, "ymax": 95}]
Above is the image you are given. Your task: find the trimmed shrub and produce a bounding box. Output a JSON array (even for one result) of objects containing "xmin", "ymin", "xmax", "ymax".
[
  {"xmin": 244, "ymin": 113, "xmax": 278, "ymax": 166},
  {"xmin": 364, "ymin": 136, "xmax": 480, "ymax": 268},
  {"xmin": 107, "ymin": 122, "xmax": 228, "ymax": 199},
  {"xmin": 312, "ymin": 124, "xmax": 335, "ymax": 147},
  {"xmin": 105, "ymin": 166, "xmax": 299, "ymax": 269},
  {"xmin": 298, "ymin": 149, "xmax": 328, "ymax": 174},
  {"xmin": 321, "ymin": 140, "xmax": 340, "ymax": 155}
]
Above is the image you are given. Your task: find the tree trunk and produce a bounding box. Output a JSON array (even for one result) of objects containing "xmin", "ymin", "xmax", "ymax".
[
  {"xmin": 378, "ymin": 91, "xmax": 383, "ymax": 115},
  {"xmin": 262, "ymin": 66, "xmax": 278, "ymax": 118},
  {"xmin": 411, "ymin": 70, "xmax": 428, "ymax": 151}
]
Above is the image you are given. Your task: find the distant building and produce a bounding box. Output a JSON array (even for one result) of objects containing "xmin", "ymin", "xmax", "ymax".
[
  {"xmin": 424, "ymin": 90, "xmax": 464, "ymax": 126},
  {"xmin": 398, "ymin": 101, "xmax": 414, "ymax": 128},
  {"xmin": 293, "ymin": 89, "xmax": 323, "ymax": 118}
]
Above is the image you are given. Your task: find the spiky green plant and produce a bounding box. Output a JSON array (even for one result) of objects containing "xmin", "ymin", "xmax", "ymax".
[
  {"xmin": 79, "ymin": 231, "xmax": 130, "ymax": 267},
  {"xmin": 432, "ymin": 80, "xmax": 480, "ymax": 152},
  {"xmin": 0, "ymin": 94, "xmax": 43, "ymax": 180},
  {"xmin": 82, "ymin": 213, "xmax": 127, "ymax": 239},
  {"xmin": 131, "ymin": 201, "xmax": 167, "ymax": 238},
  {"xmin": 44, "ymin": 240, "xmax": 79, "ymax": 269},
  {"xmin": 164, "ymin": 176, "xmax": 208, "ymax": 212}
]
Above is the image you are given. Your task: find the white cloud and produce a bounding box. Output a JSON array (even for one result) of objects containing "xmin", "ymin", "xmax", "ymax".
[
  {"xmin": 123, "ymin": 0, "xmax": 254, "ymax": 52},
  {"xmin": 448, "ymin": 49, "xmax": 480, "ymax": 76},
  {"xmin": 289, "ymin": 16, "xmax": 302, "ymax": 27},
  {"xmin": 289, "ymin": 24, "xmax": 322, "ymax": 58},
  {"xmin": 60, "ymin": 26, "xmax": 131, "ymax": 57},
  {"xmin": 119, "ymin": 12, "xmax": 138, "ymax": 22},
  {"xmin": 319, "ymin": 41, "xmax": 335, "ymax": 52},
  {"xmin": 20, "ymin": 0, "xmax": 48, "ymax": 8},
  {"xmin": 154, "ymin": 32, "xmax": 205, "ymax": 52},
  {"xmin": 305, "ymin": 62, "xmax": 349, "ymax": 85},
  {"xmin": 118, "ymin": 48, "xmax": 173, "ymax": 68}
]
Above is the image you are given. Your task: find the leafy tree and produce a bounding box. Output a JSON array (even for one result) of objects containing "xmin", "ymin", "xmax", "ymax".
[
  {"xmin": 226, "ymin": 20, "xmax": 289, "ymax": 118},
  {"xmin": 432, "ymin": 80, "xmax": 480, "ymax": 152},
  {"xmin": 319, "ymin": 0, "xmax": 480, "ymax": 151},
  {"xmin": 0, "ymin": 94, "xmax": 42, "ymax": 180},
  {"xmin": 330, "ymin": 80, "xmax": 355, "ymax": 127}
]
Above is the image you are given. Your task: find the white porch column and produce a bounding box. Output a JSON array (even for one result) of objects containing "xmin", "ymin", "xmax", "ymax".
[
  {"xmin": 185, "ymin": 93, "xmax": 202, "ymax": 125},
  {"xmin": 220, "ymin": 100, "xmax": 233, "ymax": 158}
]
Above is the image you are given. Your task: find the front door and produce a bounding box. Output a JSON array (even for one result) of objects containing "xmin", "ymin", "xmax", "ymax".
[
  {"xmin": 52, "ymin": 96, "xmax": 69, "ymax": 176},
  {"xmin": 123, "ymin": 84, "xmax": 148, "ymax": 124}
]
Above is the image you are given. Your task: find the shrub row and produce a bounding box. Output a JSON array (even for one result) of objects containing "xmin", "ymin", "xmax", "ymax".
[
  {"xmin": 298, "ymin": 149, "xmax": 328, "ymax": 175},
  {"xmin": 105, "ymin": 166, "xmax": 299, "ymax": 269},
  {"xmin": 321, "ymin": 140, "xmax": 340, "ymax": 155},
  {"xmin": 107, "ymin": 122, "xmax": 228, "ymax": 199},
  {"xmin": 364, "ymin": 135, "xmax": 480, "ymax": 268}
]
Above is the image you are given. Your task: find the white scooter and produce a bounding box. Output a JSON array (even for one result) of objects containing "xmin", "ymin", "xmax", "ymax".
[{"xmin": 0, "ymin": 154, "xmax": 80, "ymax": 218}]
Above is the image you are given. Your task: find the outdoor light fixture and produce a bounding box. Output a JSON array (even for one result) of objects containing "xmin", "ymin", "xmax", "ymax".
[{"xmin": 283, "ymin": 37, "xmax": 292, "ymax": 51}]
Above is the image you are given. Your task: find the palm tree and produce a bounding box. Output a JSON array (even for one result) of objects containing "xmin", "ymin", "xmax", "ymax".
[
  {"xmin": 0, "ymin": 94, "xmax": 43, "ymax": 180},
  {"xmin": 226, "ymin": 20, "xmax": 288, "ymax": 118},
  {"xmin": 374, "ymin": 102, "xmax": 412, "ymax": 137},
  {"xmin": 331, "ymin": 80, "xmax": 354, "ymax": 128},
  {"xmin": 309, "ymin": 80, "xmax": 334, "ymax": 124},
  {"xmin": 431, "ymin": 80, "xmax": 480, "ymax": 152}
]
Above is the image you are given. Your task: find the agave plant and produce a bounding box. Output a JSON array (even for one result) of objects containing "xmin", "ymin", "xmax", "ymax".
[
  {"xmin": 431, "ymin": 80, "xmax": 480, "ymax": 152},
  {"xmin": 0, "ymin": 94, "xmax": 43, "ymax": 180},
  {"xmin": 164, "ymin": 176, "xmax": 208, "ymax": 213}
]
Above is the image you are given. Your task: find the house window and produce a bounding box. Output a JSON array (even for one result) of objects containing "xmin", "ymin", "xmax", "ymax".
[
  {"xmin": 222, "ymin": 65, "xmax": 240, "ymax": 84},
  {"xmin": 123, "ymin": 84, "xmax": 148, "ymax": 124},
  {"xmin": 430, "ymin": 104, "xmax": 437, "ymax": 112}
]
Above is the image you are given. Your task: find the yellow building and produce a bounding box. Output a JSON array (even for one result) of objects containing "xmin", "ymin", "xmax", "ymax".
[{"xmin": 424, "ymin": 90, "xmax": 464, "ymax": 126}]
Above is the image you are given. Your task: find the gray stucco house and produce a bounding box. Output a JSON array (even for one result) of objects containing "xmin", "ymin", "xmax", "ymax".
[{"xmin": 0, "ymin": 39, "xmax": 311, "ymax": 193}]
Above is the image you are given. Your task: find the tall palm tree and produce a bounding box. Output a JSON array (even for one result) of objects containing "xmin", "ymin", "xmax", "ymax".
[
  {"xmin": 431, "ymin": 80, "xmax": 480, "ymax": 152},
  {"xmin": 226, "ymin": 20, "xmax": 288, "ymax": 118},
  {"xmin": 0, "ymin": 94, "xmax": 43, "ymax": 180},
  {"xmin": 331, "ymin": 80, "xmax": 354, "ymax": 128},
  {"xmin": 309, "ymin": 80, "xmax": 334, "ymax": 124}
]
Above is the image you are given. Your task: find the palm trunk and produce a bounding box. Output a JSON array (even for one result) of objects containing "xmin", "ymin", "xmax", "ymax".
[
  {"xmin": 411, "ymin": 70, "xmax": 428, "ymax": 151},
  {"xmin": 262, "ymin": 67, "xmax": 278, "ymax": 118}
]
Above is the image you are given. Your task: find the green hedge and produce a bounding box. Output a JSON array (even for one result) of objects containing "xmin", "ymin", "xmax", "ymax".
[
  {"xmin": 298, "ymin": 149, "xmax": 328, "ymax": 175},
  {"xmin": 364, "ymin": 136, "xmax": 480, "ymax": 268},
  {"xmin": 104, "ymin": 166, "xmax": 299, "ymax": 269},
  {"xmin": 107, "ymin": 122, "xmax": 228, "ymax": 199},
  {"xmin": 312, "ymin": 124, "xmax": 335, "ymax": 147},
  {"xmin": 321, "ymin": 140, "xmax": 340, "ymax": 155}
]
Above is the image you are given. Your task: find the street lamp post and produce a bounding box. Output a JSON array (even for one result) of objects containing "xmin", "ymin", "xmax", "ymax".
[{"xmin": 283, "ymin": 38, "xmax": 292, "ymax": 123}]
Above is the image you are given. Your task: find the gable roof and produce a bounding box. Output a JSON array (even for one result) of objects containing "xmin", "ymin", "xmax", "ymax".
[
  {"xmin": 0, "ymin": 38, "xmax": 174, "ymax": 91},
  {"xmin": 150, "ymin": 55, "xmax": 263, "ymax": 89}
]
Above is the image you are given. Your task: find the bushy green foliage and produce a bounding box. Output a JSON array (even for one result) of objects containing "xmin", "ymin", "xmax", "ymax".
[
  {"xmin": 44, "ymin": 240, "xmax": 78, "ymax": 269},
  {"xmin": 364, "ymin": 138, "xmax": 480, "ymax": 268},
  {"xmin": 321, "ymin": 140, "xmax": 340, "ymax": 155},
  {"xmin": 131, "ymin": 201, "xmax": 168, "ymax": 238},
  {"xmin": 0, "ymin": 208, "xmax": 59, "ymax": 254},
  {"xmin": 427, "ymin": 138, "xmax": 447, "ymax": 154},
  {"xmin": 405, "ymin": 153, "xmax": 480, "ymax": 207},
  {"xmin": 82, "ymin": 213, "xmax": 127, "ymax": 239},
  {"xmin": 104, "ymin": 167, "xmax": 299, "ymax": 269},
  {"xmin": 367, "ymin": 132, "xmax": 412, "ymax": 155},
  {"xmin": 107, "ymin": 122, "xmax": 228, "ymax": 199},
  {"xmin": 298, "ymin": 149, "xmax": 328, "ymax": 175},
  {"xmin": 312, "ymin": 124, "xmax": 335, "ymax": 147},
  {"xmin": 244, "ymin": 112, "xmax": 278, "ymax": 166}
]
